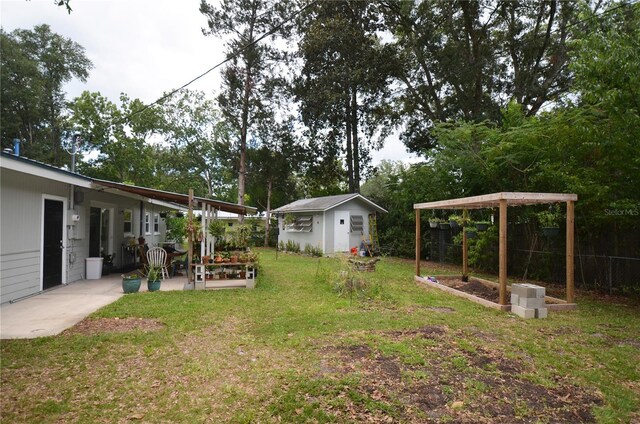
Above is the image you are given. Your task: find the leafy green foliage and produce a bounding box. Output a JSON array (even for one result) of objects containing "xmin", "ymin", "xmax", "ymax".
[{"xmin": 1, "ymin": 25, "xmax": 93, "ymax": 166}]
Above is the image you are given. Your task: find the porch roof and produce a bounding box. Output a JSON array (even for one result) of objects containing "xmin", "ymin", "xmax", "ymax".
[{"xmin": 92, "ymin": 180, "xmax": 256, "ymax": 215}]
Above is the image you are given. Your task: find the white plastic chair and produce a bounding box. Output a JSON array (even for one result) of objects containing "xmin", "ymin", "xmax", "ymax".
[{"xmin": 147, "ymin": 247, "xmax": 170, "ymax": 279}]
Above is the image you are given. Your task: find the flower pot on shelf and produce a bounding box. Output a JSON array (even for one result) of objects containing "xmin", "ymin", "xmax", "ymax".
[
  {"xmin": 230, "ymin": 255, "xmax": 238, "ymax": 263},
  {"xmin": 438, "ymin": 223, "xmax": 450, "ymax": 230},
  {"xmin": 542, "ymin": 227, "xmax": 559, "ymax": 237}
]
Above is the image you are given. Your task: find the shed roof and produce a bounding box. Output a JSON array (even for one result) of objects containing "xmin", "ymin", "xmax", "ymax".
[
  {"xmin": 273, "ymin": 193, "xmax": 387, "ymax": 214},
  {"xmin": 414, "ymin": 192, "xmax": 578, "ymax": 210}
]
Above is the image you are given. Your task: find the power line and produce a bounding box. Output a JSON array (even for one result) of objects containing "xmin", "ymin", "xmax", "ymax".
[{"xmin": 119, "ymin": 0, "xmax": 317, "ymax": 125}]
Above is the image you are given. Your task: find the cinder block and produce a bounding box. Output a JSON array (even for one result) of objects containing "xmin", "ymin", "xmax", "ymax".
[
  {"xmin": 518, "ymin": 298, "xmax": 546, "ymax": 309},
  {"xmin": 511, "ymin": 304, "xmax": 536, "ymax": 319},
  {"xmin": 535, "ymin": 308, "xmax": 548, "ymax": 319},
  {"xmin": 511, "ymin": 283, "xmax": 545, "ymax": 299},
  {"xmin": 510, "ymin": 293, "xmax": 520, "ymax": 305}
]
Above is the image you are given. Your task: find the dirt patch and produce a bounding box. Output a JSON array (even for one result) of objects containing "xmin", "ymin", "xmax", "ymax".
[
  {"xmin": 319, "ymin": 328, "xmax": 602, "ymax": 423},
  {"xmin": 63, "ymin": 317, "xmax": 164, "ymax": 336},
  {"xmin": 437, "ymin": 277, "xmax": 501, "ymax": 303}
]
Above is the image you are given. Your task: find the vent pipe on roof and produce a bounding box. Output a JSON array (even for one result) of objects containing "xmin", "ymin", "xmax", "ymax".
[{"xmin": 13, "ymin": 138, "xmax": 20, "ymax": 156}]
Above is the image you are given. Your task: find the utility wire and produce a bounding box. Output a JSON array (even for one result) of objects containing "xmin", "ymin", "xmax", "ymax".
[{"xmin": 119, "ymin": 0, "xmax": 317, "ymax": 125}]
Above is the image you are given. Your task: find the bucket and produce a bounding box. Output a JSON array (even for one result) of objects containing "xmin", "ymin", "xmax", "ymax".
[{"xmin": 85, "ymin": 257, "xmax": 104, "ymax": 280}]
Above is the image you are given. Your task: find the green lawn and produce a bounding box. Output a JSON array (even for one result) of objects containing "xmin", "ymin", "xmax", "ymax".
[{"xmin": 2, "ymin": 249, "xmax": 639, "ymax": 423}]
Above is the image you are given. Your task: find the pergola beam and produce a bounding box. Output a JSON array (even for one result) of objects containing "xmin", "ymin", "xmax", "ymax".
[{"xmin": 414, "ymin": 192, "xmax": 577, "ymax": 210}]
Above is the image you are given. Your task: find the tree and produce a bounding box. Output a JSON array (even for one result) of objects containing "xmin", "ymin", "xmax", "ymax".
[
  {"xmin": 159, "ymin": 90, "xmax": 236, "ymax": 200},
  {"xmin": 200, "ymin": 0, "xmax": 291, "ymax": 217},
  {"xmin": 381, "ymin": 0, "xmax": 591, "ymax": 153},
  {"xmin": 295, "ymin": 0, "xmax": 398, "ymax": 192},
  {"xmin": 0, "ymin": 25, "xmax": 92, "ymax": 166},
  {"xmin": 68, "ymin": 91, "xmax": 163, "ymax": 186}
]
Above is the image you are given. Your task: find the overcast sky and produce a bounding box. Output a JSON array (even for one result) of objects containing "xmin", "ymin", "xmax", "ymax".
[{"xmin": 1, "ymin": 0, "xmax": 418, "ymax": 166}]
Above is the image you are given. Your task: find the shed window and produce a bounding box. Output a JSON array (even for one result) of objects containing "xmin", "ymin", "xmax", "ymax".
[
  {"xmin": 350, "ymin": 215, "xmax": 364, "ymax": 233},
  {"xmin": 285, "ymin": 215, "xmax": 313, "ymax": 232},
  {"xmin": 144, "ymin": 212, "xmax": 151, "ymax": 234}
]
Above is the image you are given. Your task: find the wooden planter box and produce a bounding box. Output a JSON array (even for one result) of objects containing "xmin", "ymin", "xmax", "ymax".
[{"xmin": 415, "ymin": 275, "xmax": 576, "ymax": 312}]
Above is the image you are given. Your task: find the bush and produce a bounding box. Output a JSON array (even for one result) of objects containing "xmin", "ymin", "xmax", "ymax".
[{"xmin": 303, "ymin": 243, "xmax": 323, "ymax": 257}]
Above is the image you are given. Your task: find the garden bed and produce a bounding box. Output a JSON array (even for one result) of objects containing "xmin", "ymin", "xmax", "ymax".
[{"xmin": 415, "ymin": 275, "xmax": 576, "ymax": 312}]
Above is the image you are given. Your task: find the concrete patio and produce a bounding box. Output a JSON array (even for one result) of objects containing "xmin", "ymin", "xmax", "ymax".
[{"xmin": 1, "ymin": 273, "xmax": 188, "ymax": 339}]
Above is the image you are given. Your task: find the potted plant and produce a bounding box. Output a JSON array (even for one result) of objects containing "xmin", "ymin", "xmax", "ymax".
[
  {"xmin": 214, "ymin": 253, "xmax": 223, "ymax": 263},
  {"xmin": 229, "ymin": 252, "xmax": 238, "ymax": 263},
  {"xmin": 208, "ymin": 219, "xmax": 226, "ymax": 239},
  {"xmin": 475, "ymin": 221, "xmax": 491, "ymax": 231},
  {"xmin": 429, "ymin": 218, "xmax": 443, "ymax": 229},
  {"xmin": 537, "ymin": 210, "xmax": 560, "ymax": 237},
  {"xmin": 448, "ymin": 215, "xmax": 460, "ymax": 229},
  {"xmin": 146, "ymin": 265, "xmax": 162, "ymax": 292},
  {"xmin": 122, "ymin": 272, "xmax": 141, "ymax": 293},
  {"xmin": 102, "ymin": 253, "xmax": 115, "ymax": 275},
  {"xmin": 465, "ymin": 228, "xmax": 477, "ymax": 239}
]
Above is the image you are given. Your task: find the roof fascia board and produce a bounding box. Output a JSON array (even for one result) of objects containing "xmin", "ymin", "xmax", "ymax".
[
  {"xmin": 330, "ymin": 194, "xmax": 388, "ymax": 213},
  {"xmin": 1, "ymin": 154, "xmax": 92, "ymax": 188}
]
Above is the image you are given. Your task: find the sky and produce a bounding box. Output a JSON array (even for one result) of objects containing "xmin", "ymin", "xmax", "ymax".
[{"xmin": 1, "ymin": 0, "xmax": 419, "ymax": 166}]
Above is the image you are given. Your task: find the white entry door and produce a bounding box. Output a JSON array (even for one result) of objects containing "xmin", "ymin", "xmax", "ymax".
[{"xmin": 334, "ymin": 211, "xmax": 350, "ymax": 252}]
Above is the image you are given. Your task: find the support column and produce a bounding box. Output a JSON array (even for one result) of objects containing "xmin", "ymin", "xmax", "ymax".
[
  {"xmin": 187, "ymin": 189, "xmax": 194, "ymax": 283},
  {"xmin": 499, "ymin": 199, "xmax": 507, "ymax": 305},
  {"xmin": 462, "ymin": 209, "xmax": 469, "ymax": 281},
  {"xmin": 415, "ymin": 209, "xmax": 421, "ymax": 276},
  {"xmin": 566, "ymin": 201, "xmax": 575, "ymax": 303}
]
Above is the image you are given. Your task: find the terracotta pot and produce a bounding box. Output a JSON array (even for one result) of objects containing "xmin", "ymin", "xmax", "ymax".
[{"xmin": 230, "ymin": 256, "xmax": 238, "ymax": 263}]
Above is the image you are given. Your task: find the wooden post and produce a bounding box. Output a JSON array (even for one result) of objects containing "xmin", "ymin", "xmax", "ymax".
[
  {"xmin": 499, "ymin": 199, "xmax": 507, "ymax": 305},
  {"xmin": 415, "ymin": 209, "xmax": 421, "ymax": 276},
  {"xmin": 462, "ymin": 209, "xmax": 469, "ymax": 281},
  {"xmin": 566, "ymin": 200, "xmax": 575, "ymax": 303},
  {"xmin": 187, "ymin": 189, "xmax": 194, "ymax": 283}
]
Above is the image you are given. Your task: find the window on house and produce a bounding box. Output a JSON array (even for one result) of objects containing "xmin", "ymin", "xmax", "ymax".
[
  {"xmin": 350, "ymin": 215, "xmax": 364, "ymax": 233},
  {"xmin": 145, "ymin": 212, "xmax": 151, "ymax": 234},
  {"xmin": 285, "ymin": 215, "xmax": 313, "ymax": 232},
  {"xmin": 123, "ymin": 209, "xmax": 132, "ymax": 235},
  {"xmin": 153, "ymin": 213, "xmax": 160, "ymax": 234}
]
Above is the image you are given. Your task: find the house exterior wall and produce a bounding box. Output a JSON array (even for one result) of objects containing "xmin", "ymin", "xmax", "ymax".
[
  {"xmin": 0, "ymin": 168, "xmax": 69, "ymax": 303},
  {"xmin": 0, "ymin": 167, "xmax": 170, "ymax": 304}
]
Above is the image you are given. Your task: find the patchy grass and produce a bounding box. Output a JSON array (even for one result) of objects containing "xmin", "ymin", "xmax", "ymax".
[{"xmin": 1, "ymin": 250, "xmax": 639, "ymax": 423}]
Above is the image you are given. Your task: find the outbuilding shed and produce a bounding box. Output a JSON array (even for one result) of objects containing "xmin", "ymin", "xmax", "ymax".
[{"xmin": 273, "ymin": 193, "xmax": 387, "ymax": 255}]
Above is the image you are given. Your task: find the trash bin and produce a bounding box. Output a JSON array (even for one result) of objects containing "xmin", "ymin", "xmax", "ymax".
[{"xmin": 85, "ymin": 257, "xmax": 104, "ymax": 280}]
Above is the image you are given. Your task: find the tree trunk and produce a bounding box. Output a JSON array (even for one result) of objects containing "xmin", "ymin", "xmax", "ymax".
[
  {"xmin": 238, "ymin": 7, "xmax": 257, "ymax": 224},
  {"xmin": 351, "ymin": 87, "xmax": 360, "ymax": 192},
  {"xmin": 345, "ymin": 91, "xmax": 354, "ymax": 193},
  {"xmin": 264, "ymin": 178, "xmax": 272, "ymax": 247}
]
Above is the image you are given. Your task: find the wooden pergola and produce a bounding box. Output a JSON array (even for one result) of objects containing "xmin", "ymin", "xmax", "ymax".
[{"xmin": 414, "ymin": 192, "xmax": 578, "ymax": 306}]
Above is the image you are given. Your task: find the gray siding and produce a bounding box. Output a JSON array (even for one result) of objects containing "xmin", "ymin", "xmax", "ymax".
[
  {"xmin": 1, "ymin": 168, "xmax": 68, "ymax": 303},
  {"xmin": 1, "ymin": 167, "xmax": 171, "ymax": 303},
  {"xmin": 278, "ymin": 213, "xmax": 324, "ymax": 252}
]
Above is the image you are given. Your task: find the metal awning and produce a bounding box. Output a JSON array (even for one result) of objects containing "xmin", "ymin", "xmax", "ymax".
[{"xmin": 92, "ymin": 179, "xmax": 257, "ymax": 215}]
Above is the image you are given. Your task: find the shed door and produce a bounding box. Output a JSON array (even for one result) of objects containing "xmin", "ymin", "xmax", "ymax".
[
  {"xmin": 43, "ymin": 199, "xmax": 64, "ymax": 290},
  {"xmin": 334, "ymin": 211, "xmax": 350, "ymax": 252}
]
